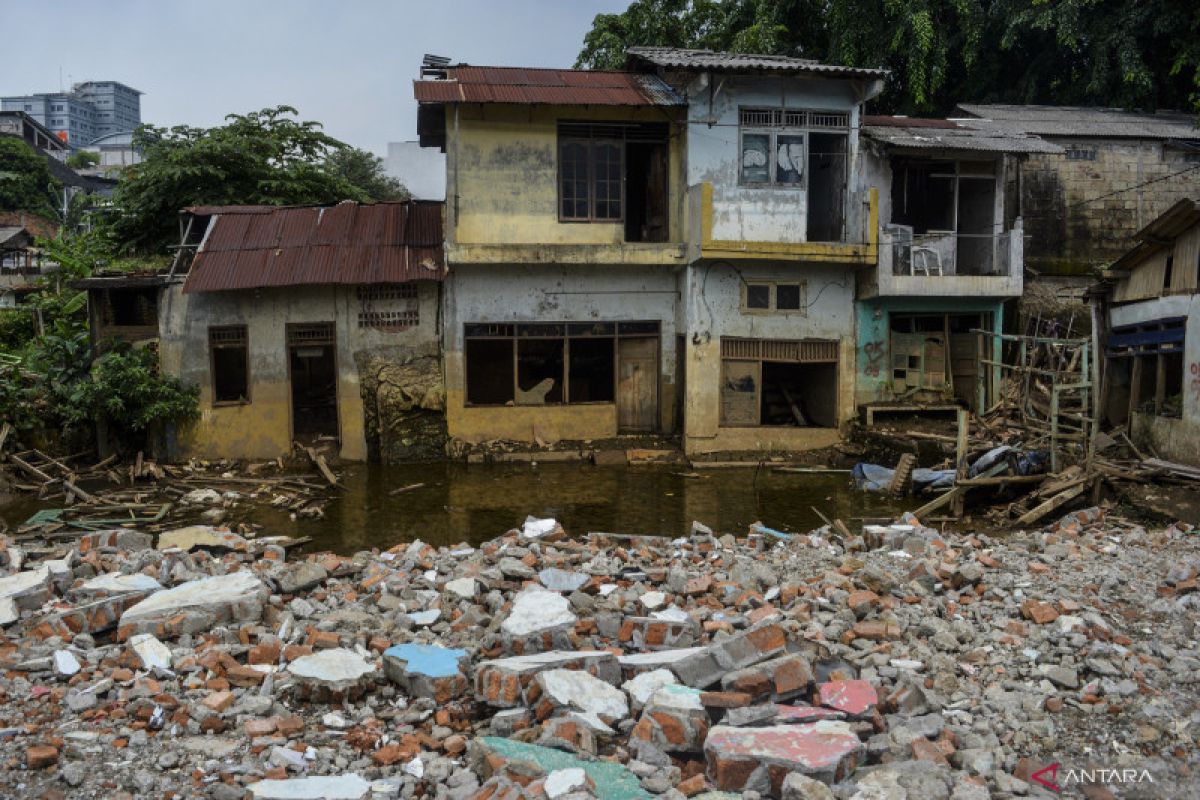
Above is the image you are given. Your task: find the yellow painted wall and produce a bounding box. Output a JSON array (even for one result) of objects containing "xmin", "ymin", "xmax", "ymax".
[
  {"xmin": 450, "ymin": 105, "xmax": 685, "ymax": 250},
  {"xmin": 682, "ymin": 335, "xmax": 856, "ymax": 455}
]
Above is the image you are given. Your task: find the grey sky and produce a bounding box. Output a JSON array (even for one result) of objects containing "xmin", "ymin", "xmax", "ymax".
[{"xmin": 2, "ymin": 0, "xmax": 628, "ymax": 155}]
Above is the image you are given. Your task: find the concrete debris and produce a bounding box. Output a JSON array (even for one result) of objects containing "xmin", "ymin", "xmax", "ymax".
[{"xmin": 0, "ymin": 505, "xmax": 1197, "ymax": 799}]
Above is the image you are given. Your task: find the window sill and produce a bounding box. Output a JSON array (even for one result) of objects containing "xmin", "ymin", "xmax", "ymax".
[
  {"xmin": 211, "ymin": 400, "xmax": 251, "ymax": 408},
  {"xmin": 464, "ymin": 402, "xmax": 616, "ymax": 409}
]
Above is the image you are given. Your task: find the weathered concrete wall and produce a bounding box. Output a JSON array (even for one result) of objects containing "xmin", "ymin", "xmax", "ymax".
[
  {"xmin": 679, "ymin": 75, "xmax": 864, "ymax": 245},
  {"xmin": 681, "ymin": 260, "xmax": 855, "ymax": 454},
  {"xmin": 158, "ymin": 281, "xmax": 441, "ymax": 462},
  {"xmin": 446, "ymin": 104, "xmax": 685, "ymax": 252},
  {"xmin": 1022, "ymin": 139, "xmax": 1199, "ymax": 275},
  {"xmin": 1111, "ymin": 293, "xmax": 1200, "ymax": 466},
  {"xmin": 442, "ymin": 263, "xmax": 679, "ymax": 445},
  {"xmin": 854, "ymin": 297, "xmax": 1004, "ymax": 408}
]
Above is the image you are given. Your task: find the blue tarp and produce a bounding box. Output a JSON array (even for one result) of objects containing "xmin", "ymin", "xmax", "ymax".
[{"xmin": 853, "ymin": 446, "xmax": 1047, "ymax": 494}]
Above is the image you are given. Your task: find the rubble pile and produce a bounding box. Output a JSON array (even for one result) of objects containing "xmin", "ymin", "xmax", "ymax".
[{"xmin": 1, "ymin": 510, "xmax": 1198, "ymax": 799}]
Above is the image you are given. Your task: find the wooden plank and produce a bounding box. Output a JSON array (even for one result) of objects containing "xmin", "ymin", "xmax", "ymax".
[
  {"xmin": 1015, "ymin": 483, "xmax": 1087, "ymax": 526},
  {"xmin": 10, "ymin": 453, "xmax": 54, "ymax": 483},
  {"xmin": 305, "ymin": 447, "xmax": 339, "ymax": 487}
]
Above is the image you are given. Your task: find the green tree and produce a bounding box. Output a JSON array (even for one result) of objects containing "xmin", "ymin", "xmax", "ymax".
[
  {"xmin": 577, "ymin": 0, "xmax": 1200, "ymax": 114},
  {"xmin": 66, "ymin": 150, "xmax": 101, "ymax": 169},
  {"xmin": 105, "ymin": 106, "xmax": 367, "ymax": 254},
  {"xmin": 0, "ymin": 137, "xmax": 61, "ymax": 218},
  {"xmin": 323, "ymin": 147, "xmax": 410, "ymax": 201}
]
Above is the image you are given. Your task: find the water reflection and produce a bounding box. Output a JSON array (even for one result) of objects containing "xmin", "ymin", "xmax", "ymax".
[{"xmin": 242, "ymin": 463, "xmax": 908, "ymax": 554}]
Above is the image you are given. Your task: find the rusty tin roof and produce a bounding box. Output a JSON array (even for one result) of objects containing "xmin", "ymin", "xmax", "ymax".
[
  {"xmin": 182, "ymin": 201, "xmax": 444, "ymax": 294},
  {"xmin": 413, "ymin": 66, "xmax": 683, "ymax": 107}
]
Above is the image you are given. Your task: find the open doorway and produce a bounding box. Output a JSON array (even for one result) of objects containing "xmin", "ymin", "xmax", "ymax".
[
  {"xmin": 806, "ymin": 132, "xmax": 848, "ymax": 242},
  {"xmin": 288, "ymin": 323, "xmax": 339, "ymax": 441},
  {"xmin": 625, "ymin": 140, "xmax": 668, "ymax": 243}
]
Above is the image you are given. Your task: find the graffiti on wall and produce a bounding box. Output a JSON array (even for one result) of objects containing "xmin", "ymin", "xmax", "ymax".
[{"xmin": 863, "ymin": 341, "xmax": 886, "ymax": 378}]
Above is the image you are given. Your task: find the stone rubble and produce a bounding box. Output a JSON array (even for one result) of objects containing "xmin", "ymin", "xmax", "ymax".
[{"xmin": 0, "ymin": 508, "xmax": 1197, "ymax": 799}]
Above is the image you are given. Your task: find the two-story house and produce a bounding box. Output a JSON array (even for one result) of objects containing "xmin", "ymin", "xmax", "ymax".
[
  {"xmin": 414, "ymin": 62, "xmax": 690, "ymax": 445},
  {"xmin": 415, "ymin": 50, "xmax": 892, "ymax": 454},
  {"xmin": 855, "ymin": 115, "xmax": 1060, "ymax": 410}
]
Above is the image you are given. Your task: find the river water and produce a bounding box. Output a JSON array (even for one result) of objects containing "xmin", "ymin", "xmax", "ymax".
[{"xmin": 0, "ymin": 463, "xmax": 909, "ymax": 554}]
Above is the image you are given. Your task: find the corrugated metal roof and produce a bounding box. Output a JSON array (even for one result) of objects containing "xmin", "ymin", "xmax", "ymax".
[
  {"xmin": 183, "ymin": 201, "xmax": 445, "ymax": 294},
  {"xmin": 956, "ymin": 104, "xmax": 1200, "ymax": 140},
  {"xmin": 413, "ymin": 66, "xmax": 683, "ymax": 107},
  {"xmin": 626, "ymin": 46, "xmax": 888, "ymax": 79},
  {"xmin": 863, "ymin": 116, "xmax": 1063, "ymax": 154}
]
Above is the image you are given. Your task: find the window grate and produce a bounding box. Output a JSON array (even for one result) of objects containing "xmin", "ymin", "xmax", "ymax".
[
  {"xmin": 721, "ymin": 337, "xmax": 837, "ymax": 362},
  {"xmin": 208, "ymin": 325, "xmax": 246, "ymax": 346},
  {"xmin": 287, "ymin": 323, "xmax": 335, "ymax": 345},
  {"xmin": 357, "ymin": 284, "xmax": 416, "ymax": 302},
  {"xmin": 739, "ymin": 109, "xmax": 848, "ymax": 130},
  {"xmin": 357, "ymin": 284, "xmax": 419, "ymax": 330}
]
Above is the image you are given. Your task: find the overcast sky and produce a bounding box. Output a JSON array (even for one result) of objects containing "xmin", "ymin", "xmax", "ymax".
[{"xmin": 2, "ymin": 0, "xmax": 629, "ymax": 155}]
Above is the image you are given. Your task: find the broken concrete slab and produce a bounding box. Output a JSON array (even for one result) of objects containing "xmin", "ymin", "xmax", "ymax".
[
  {"xmin": 128, "ymin": 633, "xmax": 172, "ymax": 671},
  {"xmin": 248, "ymin": 773, "xmax": 372, "ymax": 799},
  {"xmin": 500, "ymin": 586, "xmax": 577, "ymax": 652},
  {"xmin": 287, "ymin": 649, "xmax": 377, "ymax": 702},
  {"xmin": 817, "ymin": 680, "xmax": 879, "ymax": 716},
  {"xmin": 704, "ymin": 721, "xmax": 865, "ymax": 792},
  {"xmin": 382, "ymin": 643, "xmax": 468, "ymax": 702},
  {"xmin": 631, "ymin": 683, "xmax": 709, "ymax": 753},
  {"xmin": 72, "ymin": 573, "xmax": 163, "ymax": 599},
  {"xmin": 671, "ymin": 622, "xmax": 787, "ymax": 688},
  {"xmin": 476, "ymin": 737, "xmax": 649, "ymax": 800},
  {"xmin": 0, "ymin": 566, "xmax": 52, "ymax": 611},
  {"xmin": 622, "ymin": 668, "xmax": 679, "ymax": 709},
  {"xmin": 277, "ymin": 562, "xmax": 328, "ymax": 594},
  {"xmin": 534, "ymin": 668, "xmax": 629, "ymax": 725},
  {"xmin": 476, "ymin": 650, "xmax": 620, "ymax": 708},
  {"xmin": 117, "ymin": 571, "xmax": 268, "ymax": 639},
  {"xmin": 519, "ymin": 516, "xmax": 565, "ymax": 542},
  {"xmin": 156, "ymin": 525, "xmax": 247, "ymax": 552},
  {"xmin": 538, "ymin": 567, "xmax": 590, "ymax": 593},
  {"xmin": 443, "ymin": 577, "xmax": 477, "ymax": 599}
]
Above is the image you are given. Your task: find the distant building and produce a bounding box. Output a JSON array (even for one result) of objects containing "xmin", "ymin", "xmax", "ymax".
[
  {"xmin": 81, "ymin": 130, "xmax": 143, "ymax": 171},
  {"xmin": 0, "ymin": 110, "xmax": 70, "ymax": 161},
  {"xmin": 384, "ymin": 141, "xmax": 445, "ymax": 200},
  {"xmin": 1, "ymin": 80, "xmax": 142, "ymax": 149}
]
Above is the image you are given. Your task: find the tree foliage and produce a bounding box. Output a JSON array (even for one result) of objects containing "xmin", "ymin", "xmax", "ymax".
[
  {"xmin": 66, "ymin": 150, "xmax": 100, "ymax": 169},
  {"xmin": 577, "ymin": 0, "xmax": 1200, "ymax": 114},
  {"xmin": 0, "ymin": 137, "xmax": 61, "ymax": 218},
  {"xmin": 323, "ymin": 147, "xmax": 410, "ymax": 202},
  {"xmin": 104, "ymin": 106, "xmax": 368, "ymax": 254}
]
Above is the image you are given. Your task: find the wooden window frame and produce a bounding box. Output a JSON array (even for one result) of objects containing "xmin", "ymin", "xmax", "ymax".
[
  {"xmin": 557, "ymin": 135, "xmax": 625, "ymax": 224},
  {"xmin": 740, "ymin": 280, "xmax": 808, "ymax": 315},
  {"xmin": 463, "ymin": 321, "xmax": 660, "ymax": 407},
  {"xmin": 208, "ymin": 325, "xmax": 250, "ymax": 407}
]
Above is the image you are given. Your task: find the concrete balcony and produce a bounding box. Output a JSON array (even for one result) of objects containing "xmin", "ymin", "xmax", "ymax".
[{"xmin": 861, "ymin": 220, "xmax": 1024, "ymax": 299}]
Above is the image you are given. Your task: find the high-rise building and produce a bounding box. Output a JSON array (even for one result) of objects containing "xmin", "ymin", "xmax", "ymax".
[{"xmin": 0, "ymin": 80, "xmax": 142, "ymax": 148}]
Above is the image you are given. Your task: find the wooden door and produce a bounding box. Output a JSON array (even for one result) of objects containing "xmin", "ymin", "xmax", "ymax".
[{"xmin": 617, "ymin": 337, "xmax": 658, "ymax": 432}]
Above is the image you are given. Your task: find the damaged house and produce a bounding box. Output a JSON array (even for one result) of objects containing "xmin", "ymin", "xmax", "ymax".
[
  {"xmin": 77, "ymin": 201, "xmax": 446, "ymax": 462},
  {"xmin": 855, "ymin": 115, "xmax": 1060, "ymax": 411},
  {"xmin": 1096, "ymin": 197, "xmax": 1200, "ymax": 467},
  {"xmin": 414, "ymin": 48, "xmax": 894, "ymax": 454}
]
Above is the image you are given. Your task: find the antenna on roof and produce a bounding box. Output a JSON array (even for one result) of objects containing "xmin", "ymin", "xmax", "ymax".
[{"xmin": 421, "ymin": 54, "xmax": 451, "ymax": 80}]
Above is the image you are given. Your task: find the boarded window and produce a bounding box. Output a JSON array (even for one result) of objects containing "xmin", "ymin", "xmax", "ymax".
[
  {"xmin": 209, "ymin": 326, "xmax": 249, "ymax": 404},
  {"xmin": 719, "ymin": 338, "xmax": 838, "ymax": 427}
]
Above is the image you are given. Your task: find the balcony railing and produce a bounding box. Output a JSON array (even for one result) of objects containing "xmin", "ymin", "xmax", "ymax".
[{"xmin": 882, "ymin": 224, "xmax": 1020, "ymax": 278}]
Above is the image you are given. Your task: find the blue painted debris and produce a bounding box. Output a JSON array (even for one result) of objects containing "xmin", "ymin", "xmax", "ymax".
[
  {"xmin": 749, "ymin": 522, "xmax": 792, "ymax": 541},
  {"xmin": 382, "ymin": 644, "xmax": 467, "ymax": 678}
]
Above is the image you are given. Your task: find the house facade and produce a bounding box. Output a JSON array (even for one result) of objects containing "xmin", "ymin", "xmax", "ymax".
[
  {"xmin": 1097, "ymin": 198, "xmax": 1200, "ymax": 467},
  {"xmin": 854, "ymin": 116, "xmax": 1059, "ymax": 410},
  {"xmin": 77, "ymin": 201, "xmax": 446, "ymax": 463}
]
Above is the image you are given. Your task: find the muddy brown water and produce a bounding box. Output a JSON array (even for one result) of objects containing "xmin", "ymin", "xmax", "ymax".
[{"xmin": 1, "ymin": 464, "xmax": 909, "ymax": 554}]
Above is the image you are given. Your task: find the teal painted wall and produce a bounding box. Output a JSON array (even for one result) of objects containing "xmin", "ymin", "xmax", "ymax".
[{"xmin": 854, "ymin": 298, "xmax": 1004, "ymax": 408}]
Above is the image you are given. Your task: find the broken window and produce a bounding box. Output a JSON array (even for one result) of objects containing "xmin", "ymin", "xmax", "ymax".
[
  {"xmin": 558, "ymin": 122, "xmax": 669, "ymax": 241},
  {"xmin": 738, "ymin": 108, "xmax": 849, "ymax": 189},
  {"xmin": 719, "ymin": 338, "xmax": 838, "ymax": 427},
  {"xmin": 100, "ymin": 287, "xmax": 158, "ymax": 327},
  {"xmin": 742, "ymin": 281, "xmax": 806, "ymax": 314},
  {"xmin": 1108, "ymin": 318, "xmax": 1186, "ymax": 419},
  {"xmin": 891, "ymin": 159, "xmax": 1000, "ymax": 275},
  {"xmin": 464, "ymin": 322, "xmax": 654, "ymax": 407},
  {"xmin": 209, "ymin": 326, "xmax": 249, "ymax": 404}
]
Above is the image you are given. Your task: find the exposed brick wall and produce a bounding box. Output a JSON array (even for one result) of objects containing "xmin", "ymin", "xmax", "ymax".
[{"xmin": 1021, "ymin": 138, "xmax": 1200, "ymax": 275}]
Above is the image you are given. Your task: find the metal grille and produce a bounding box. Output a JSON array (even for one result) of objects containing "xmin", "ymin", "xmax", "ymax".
[
  {"xmin": 721, "ymin": 337, "xmax": 838, "ymax": 362},
  {"xmin": 740, "ymin": 109, "xmax": 849, "ymax": 130},
  {"xmin": 208, "ymin": 325, "xmax": 246, "ymax": 346},
  {"xmin": 357, "ymin": 284, "xmax": 419, "ymax": 330},
  {"xmin": 287, "ymin": 323, "xmax": 335, "ymax": 345}
]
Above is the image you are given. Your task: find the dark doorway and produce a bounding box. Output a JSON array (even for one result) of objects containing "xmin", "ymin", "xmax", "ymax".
[
  {"xmin": 288, "ymin": 323, "xmax": 339, "ymax": 441},
  {"xmin": 624, "ymin": 141, "xmax": 668, "ymax": 243},
  {"xmin": 807, "ymin": 132, "xmax": 848, "ymax": 242},
  {"xmin": 760, "ymin": 362, "xmax": 838, "ymax": 427}
]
